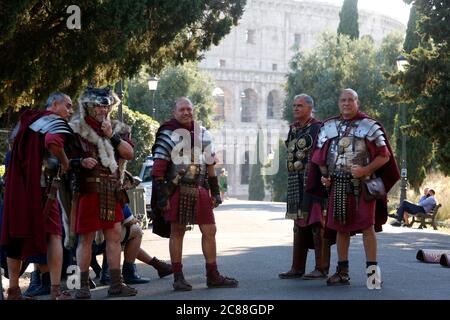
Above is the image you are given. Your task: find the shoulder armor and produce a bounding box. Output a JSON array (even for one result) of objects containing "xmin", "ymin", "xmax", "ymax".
[
  {"xmin": 152, "ymin": 129, "xmax": 176, "ymax": 161},
  {"xmin": 354, "ymin": 118, "xmax": 377, "ymax": 138},
  {"xmin": 30, "ymin": 114, "xmax": 73, "ymax": 135},
  {"xmin": 316, "ymin": 119, "xmax": 339, "ymax": 148},
  {"xmin": 354, "ymin": 118, "xmax": 386, "ymax": 146}
]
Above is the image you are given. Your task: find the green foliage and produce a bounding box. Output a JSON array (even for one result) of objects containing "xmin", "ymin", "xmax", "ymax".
[
  {"xmin": 284, "ymin": 31, "xmax": 403, "ymax": 139},
  {"xmin": 266, "ymin": 140, "xmax": 287, "ymax": 202},
  {"xmin": 403, "ymin": 5, "xmax": 421, "ymax": 53},
  {"xmin": 393, "ymin": 4, "xmax": 433, "ymax": 191},
  {"xmin": 337, "ymin": 0, "xmax": 359, "ymax": 40},
  {"xmin": 248, "ymin": 132, "xmax": 265, "ymax": 201},
  {"xmin": 110, "ymin": 105, "xmax": 159, "ymax": 175},
  {"xmin": 127, "ymin": 63, "xmax": 215, "ymax": 128},
  {"xmin": 393, "ymin": 0, "xmax": 450, "ymax": 175},
  {"xmin": 0, "ymin": 0, "xmax": 246, "ymax": 112}
]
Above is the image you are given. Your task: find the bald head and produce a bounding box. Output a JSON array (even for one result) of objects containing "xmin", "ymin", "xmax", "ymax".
[
  {"xmin": 173, "ymin": 97, "xmax": 194, "ymax": 126},
  {"xmin": 339, "ymin": 88, "xmax": 360, "ymax": 119}
]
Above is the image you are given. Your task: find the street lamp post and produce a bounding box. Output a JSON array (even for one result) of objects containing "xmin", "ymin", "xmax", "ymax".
[
  {"xmin": 117, "ymin": 79, "xmax": 124, "ymax": 122},
  {"xmin": 396, "ymin": 55, "xmax": 409, "ymax": 204},
  {"xmin": 147, "ymin": 76, "xmax": 159, "ymax": 117}
]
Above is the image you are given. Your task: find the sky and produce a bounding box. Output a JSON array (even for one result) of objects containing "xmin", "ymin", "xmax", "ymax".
[{"xmin": 302, "ymin": 0, "xmax": 412, "ymax": 25}]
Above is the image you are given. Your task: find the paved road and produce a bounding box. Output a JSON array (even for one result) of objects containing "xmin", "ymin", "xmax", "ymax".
[
  {"xmin": 4, "ymin": 200, "xmax": 450, "ymax": 300},
  {"xmin": 94, "ymin": 200, "xmax": 450, "ymax": 300}
]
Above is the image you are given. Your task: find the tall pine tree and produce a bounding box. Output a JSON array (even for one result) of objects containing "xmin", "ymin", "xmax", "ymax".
[
  {"xmin": 396, "ymin": 4, "xmax": 433, "ymax": 192},
  {"xmin": 337, "ymin": 0, "xmax": 359, "ymax": 40},
  {"xmin": 248, "ymin": 131, "xmax": 266, "ymax": 201}
]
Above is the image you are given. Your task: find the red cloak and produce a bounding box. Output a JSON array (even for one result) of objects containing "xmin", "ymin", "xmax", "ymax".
[{"xmin": 0, "ymin": 110, "xmax": 53, "ymax": 259}]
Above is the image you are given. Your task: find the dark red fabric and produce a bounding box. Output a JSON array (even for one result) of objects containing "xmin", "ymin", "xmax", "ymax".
[
  {"xmin": 1, "ymin": 110, "xmax": 56, "ymax": 259},
  {"xmin": 45, "ymin": 133, "xmax": 65, "ymax": 149},
  {"xmin": 84, "ymin": 116, "xmax": 106, "ymax": 137},
  {"xmin": 306, "ymin": 112, "xmax": 400, "ymax": 233},
  {"xmin": 76, "ymin": 193, "xmax": 124, "ymax": 234},
  {"xmin": 152, "ymin": 156, "xmax": 215, "ymax": 225}
]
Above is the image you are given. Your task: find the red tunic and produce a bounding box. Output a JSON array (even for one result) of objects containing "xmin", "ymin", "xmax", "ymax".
[
  {"xmin": 152, "ymin": 159, "xmax": 215, "ymax": 225},
  {"xmin": 308, "ymin": 112, "xmax": 400, "ymax": 233}
]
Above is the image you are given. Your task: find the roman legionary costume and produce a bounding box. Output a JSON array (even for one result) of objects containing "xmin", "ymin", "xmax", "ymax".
[
  {"xmin": 67, "ymin": 86, "xmax": 137, "ymax": 298},
  {"xmin": 281, "ymin": 118, "xmax": 331, "ymax": 279},
  {"xmin": 151, "ymin": 119, "xmax": 218, "ymax": 228},
  {"xmin": 151, "ymin": 118, "xmax": 238, "ymax": 290},
  {"xmin": 307, "ymin": 111, "xmax": 399, "ymax": 282},
  {"xmin": 69, "ymin": 87, "xmax": 130, "ymax": 234},
  {"xmin": 0, "ymin": 110, "xmax": 73, "ymax": 299},
  {"xmin": 1, "ymin": 111, "xmax": 73, "ymax": 260}
]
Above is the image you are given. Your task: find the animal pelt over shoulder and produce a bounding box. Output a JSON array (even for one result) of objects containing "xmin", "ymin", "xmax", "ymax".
[{"xmin": 69, "ymin": 117, "xmax": 130, "ymax": 177}]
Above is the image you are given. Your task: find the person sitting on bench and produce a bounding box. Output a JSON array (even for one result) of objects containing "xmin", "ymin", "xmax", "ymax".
[{"xmin": 390, "ymin": 188, "xmax": 437, "ymax": 227}]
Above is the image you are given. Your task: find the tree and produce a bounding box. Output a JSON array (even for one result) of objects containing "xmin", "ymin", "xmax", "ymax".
[
  {"xmin": 393, "ymin": 0, "xmax": 450, "ymax": 175},
  {"xmin": 0, "ymin": 1, "xmax": 246, "ymax": 112},
  {"xmin": 394, "ymin": 4, "xmax": 433, "ymax": 192},
  {"xmin": 266, "ymin": 140, "xmax": 287, "ymax": 202},
  {"xmin": 110, "ymin": 105, "xmax": 159, "ymax": 175},
  {"xmin": 283, "ymin": 31, "xmax": 403, "ymax": 140},
  {"xmin": 337, "ymin": 0, "xmax": 359, "ymax": 40},
  {"xmin": 248, "ymin": 132, "xmax": 265, "ymax": 201},
  {"xmin": 127, "ymin": 63, "xmax": 216, "ymax": 128}
]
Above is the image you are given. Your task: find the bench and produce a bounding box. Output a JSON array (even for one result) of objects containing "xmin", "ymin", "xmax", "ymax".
[{"xmin": 409, "ymin": 204, "xmax": 442, "ymax": 230}]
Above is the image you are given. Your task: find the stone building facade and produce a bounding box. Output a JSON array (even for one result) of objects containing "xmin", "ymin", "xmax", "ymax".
[{"xmin": 198, "ymin": 0, "xmax": 405, "ymax": 198}]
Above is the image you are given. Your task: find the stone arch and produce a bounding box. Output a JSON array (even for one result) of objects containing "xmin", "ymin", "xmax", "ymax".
[
  {"xmin": 267, "ymin": 89, "xmax": 282, "ymax": 119},
  {"xmin": 241, "ymin": 88, "xmax": 258, "ymax": 123},
  {"xmin": 241, "ymin": 150, "xmax": 250, "ymax": 184},
  {"xmin": 212, "ymin": 87, "xmax": 225, "ymax": 121}
]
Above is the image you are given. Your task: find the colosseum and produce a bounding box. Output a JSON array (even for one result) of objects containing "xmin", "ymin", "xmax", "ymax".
[{"xmin": 198, "ymin": 0, "xmax": 405, "ymax": 198}]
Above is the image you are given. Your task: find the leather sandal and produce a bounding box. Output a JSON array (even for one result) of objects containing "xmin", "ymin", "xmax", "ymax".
[
  {"xmin": 278, "ymin": 269, "xmax": 304, "ymax": 279},
  {"xmin": 207, "ymin": 274, "xmax": 239, "ymax": 288},
  {"xmin": 108, "ymin": 283, "xmax": 138, "ymax": 297},
  {"xmin": 303, "ymin": 268, "xmax": 328, "ymax": 280},
  {"xmin": 326, "ymin": 268, "xmax": 350, "ymax": 286}
]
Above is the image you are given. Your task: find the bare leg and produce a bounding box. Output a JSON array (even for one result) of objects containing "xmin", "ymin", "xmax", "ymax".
[
  {"xmin": 336, "ymin": 232, "xmax": 350, "ymax": 262},
  {"xmin": 136, "ymin": 248, "xmax": 153, "ymax": 264},
  {"xmin": 6, "ymin": 258, "xmax": 22, "ymax": 288},
  {"xmin": 169, "ymin": 222, "xmax": 186, "ymax": 264},
  {"xmin": 198, "ymin": 224, "xmax": 217, "ymax": 263},
  {"xmin": 76, "ymin": 232, "xmax": 95, "ymax": 272},
  {"xmin": 47, "ymin": 234, "xmax": 63, "ymax": 286},
  {"xmin": 362, "ymin": 226, "xmax": 377, "ymax": 262},
  {"xmin": 103, "ymin": 223, "xmax": 122, "ymax": 270},
  {"xmin": 123, "ymin": 233, "xmax": 142, "ymax": 263}
]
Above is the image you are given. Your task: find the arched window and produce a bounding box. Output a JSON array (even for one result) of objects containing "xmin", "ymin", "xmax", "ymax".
[
  {"xmin": 241, "ymin": 151, "xmax": 250, "ymax": 184},
  {"xmin": 267, "ymin": 90, "xmax": 281, "ymax": 119},
  {"xmin": 241, "ymin": 89, "xmax": 257, "ymax": 122},
  {"xmin": 212, "ymin": 87, "xmax": 225, "ymax": 121}
]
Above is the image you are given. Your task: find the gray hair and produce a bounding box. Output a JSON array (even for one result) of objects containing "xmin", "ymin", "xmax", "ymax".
[
  {"xmin": 293, "ymin": 94, "xmax": 315, "ymax": 110},
  {"xmin": 340, "ymin": 88, "xmax": 359, "ymax": 100},
  {"xmin": 45, "ymin": 92, "xmax": 67, "ymax": 109},
  {"xmin": 174, "ymin": 97, "xmax": 194, "ymax": 111}
]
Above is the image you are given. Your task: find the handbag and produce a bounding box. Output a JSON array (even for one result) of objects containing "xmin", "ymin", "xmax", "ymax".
[{"xmin": 362, "ymin": 177, "xmax": 386, "ymax": 201}]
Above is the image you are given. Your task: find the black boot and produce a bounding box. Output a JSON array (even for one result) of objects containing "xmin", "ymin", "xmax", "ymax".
[
  {"xmin": 99, "ymin": 258, "xmax": 110, "ymax": 285},
  {"xmin": 33, "ymin": 272, "xmax": 51, "ymax": 296},
  {"xmin": 122, "ymin": 262, "xmax": 150, "ymax": 284},
  {"xmin": 23, "ymin": 270, "xmax": 41, "ymax": 297}
]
